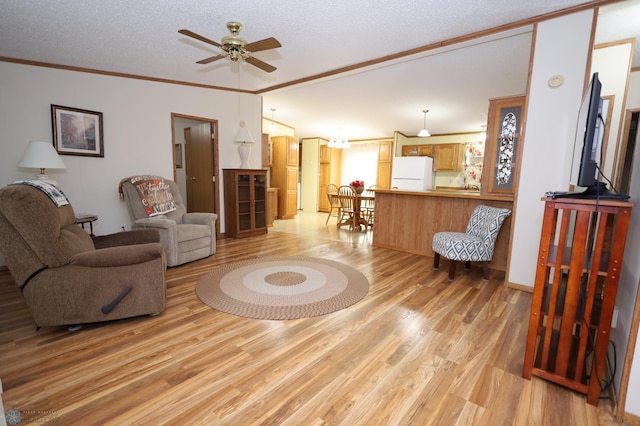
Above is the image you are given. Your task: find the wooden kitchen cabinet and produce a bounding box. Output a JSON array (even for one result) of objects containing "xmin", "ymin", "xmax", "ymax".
[
  {"xmin": 318, "ymin": 144, "xmax": 342, "ymax": 212},
  {"xmin": 266, "ymin": 187, "xmax": 279, "ymax": 227},
  {"xmin": 402, "ymin": 144, "xmax": 434, "ymax": 157},
  {"xmin": 376, "ymin": 140, "xmax": 393, "ymax": 188},
  {"xmin": 270, "ymin": 135, "xmax": 299, "ymax": 219},
  {"xmin": 433, "ymin": 143, "xmax": 463, "ymax": 171},
  {"xmin": 223, "ymin": 169, "xmax": 267, "ymax": 238},
  {"xmin": 523, "ymin": 197, "xmax": 634, "ymax": 405}
]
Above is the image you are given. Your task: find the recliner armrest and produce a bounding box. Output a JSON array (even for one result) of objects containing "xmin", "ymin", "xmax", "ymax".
[
  {"xmin": 183, "ymin": 212, "xmax": 218, "ymax": 226},
  {"xmin": 132, "ymin": 217, "xmax": 177, "ymax": 229},
  {"xmin": 93, "ymin": 229, "xmax": 160, "ymax": 249},
  {"xmin": 68, "ymin": 243, "xmax": 164, "ymax": 268}
]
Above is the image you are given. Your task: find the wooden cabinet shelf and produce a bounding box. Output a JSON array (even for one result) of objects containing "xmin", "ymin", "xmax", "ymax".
[
  {"xmin": 523, "ymin": 197, "xmax": 633, "ymax": 405},
  {"xmin": 223, "ymin": 169, "xmax": 267, "ymax": 238}
]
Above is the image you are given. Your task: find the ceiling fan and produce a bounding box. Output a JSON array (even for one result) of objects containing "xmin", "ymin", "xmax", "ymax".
[{"xmin": 178, "ymin": 22, "xmax": 281, "ymax": 73}]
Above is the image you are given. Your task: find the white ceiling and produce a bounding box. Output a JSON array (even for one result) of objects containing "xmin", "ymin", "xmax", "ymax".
[{"xmin": 1, "ymin": 0, "xmax": 638, "ymax": 140}]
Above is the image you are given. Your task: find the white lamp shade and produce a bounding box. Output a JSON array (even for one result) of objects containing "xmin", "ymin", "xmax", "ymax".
[
  {"xmin": 234, "ymin": 124, "xmax": 255, "ymax": 144},
  {"xmin": 17, "ymin": 141, "xmax": 67, "ymax": 170},
  {"xmin": 417, "ymin": 128, "xmax": 431, "ymax": 137}
]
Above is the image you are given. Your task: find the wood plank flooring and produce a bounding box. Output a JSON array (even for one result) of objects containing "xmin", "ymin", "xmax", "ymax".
[{"xmin": 0, "ymin": 212, "xmax": 620, "ymax": 425}]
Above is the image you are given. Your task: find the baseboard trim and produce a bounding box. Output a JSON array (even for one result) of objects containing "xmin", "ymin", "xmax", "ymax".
[
  {"xmin": 506, "ymin": 281, "xmax": 533, "ymax": 293},
  {"xmin": 624, "ymin": 411, "xmax": 640, "ymax": 426}
]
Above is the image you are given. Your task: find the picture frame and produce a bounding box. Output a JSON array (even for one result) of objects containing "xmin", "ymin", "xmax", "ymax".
[
  {"xmin": 174, "ymin": 144, "xmax": 183, "ymax": 168},
  {"xmin": 51, "ymin": 105, "xmax": 104, "ymax": 157}
]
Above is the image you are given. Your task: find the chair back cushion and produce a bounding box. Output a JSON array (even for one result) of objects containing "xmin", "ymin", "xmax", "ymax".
[
  {"xmin": 121, "ymin": 177, "xmax": 186, "ymax": 224},
  {"xmin": 466, "ymin": 205, "xmax": 511, "ymax": 248},
  {"xmin": 0, "ymin": 184, "xmax": 95, "ymax": 288}
]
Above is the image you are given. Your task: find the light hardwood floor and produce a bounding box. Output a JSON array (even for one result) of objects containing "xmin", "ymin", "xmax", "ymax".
[{"xmin": 0, "ymin": 211, "xmax": 620, "ymax": 425}]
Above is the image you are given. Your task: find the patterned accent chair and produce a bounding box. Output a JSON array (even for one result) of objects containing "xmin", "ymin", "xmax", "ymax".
[
  {"xmin": 432, "ymin": 205, "xmax": 511, "ymax": 281},
  {"xmin": 120, "ymin": 176, "xmax": 217, "ymax": 267}
]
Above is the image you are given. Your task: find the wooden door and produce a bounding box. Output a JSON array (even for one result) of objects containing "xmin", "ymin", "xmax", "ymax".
[{"xmin": 185, "ymin": 122, "xmax": 217, "ymax": 214}]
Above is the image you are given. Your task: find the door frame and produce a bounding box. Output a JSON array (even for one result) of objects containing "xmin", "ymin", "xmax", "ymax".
[{"xmin": 171, "ymin": 112, "xmax": 220, "ymax": 237}]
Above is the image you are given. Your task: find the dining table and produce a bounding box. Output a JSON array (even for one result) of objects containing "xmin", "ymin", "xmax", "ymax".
[{"xmin": 333, "ymin": 192, "xmax": 374, "ymax": 230}]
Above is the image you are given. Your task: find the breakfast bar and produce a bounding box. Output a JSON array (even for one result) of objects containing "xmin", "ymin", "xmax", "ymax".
[{"xmin": 372, "ymin": 189, "xmax": 514, "ymax": 271}]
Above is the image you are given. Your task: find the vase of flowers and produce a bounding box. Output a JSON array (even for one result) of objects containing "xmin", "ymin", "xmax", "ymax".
[{"xmin": 350, "ymin": 179, "xmax": 365, "ymax": 194}]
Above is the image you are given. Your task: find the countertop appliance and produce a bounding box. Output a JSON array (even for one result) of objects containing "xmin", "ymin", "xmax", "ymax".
[{"xmin": 391, "ymin": 156, "xmax": 434, "ymax": 191}]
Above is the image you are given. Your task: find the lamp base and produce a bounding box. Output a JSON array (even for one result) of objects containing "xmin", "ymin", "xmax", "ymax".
[
  {"xmin": 237, "ymin": 142, "xmax": 252, "ymax": 169},
  {"xmin": 35, "ymin": 173, "xmax": 58, "ymax": 187}
]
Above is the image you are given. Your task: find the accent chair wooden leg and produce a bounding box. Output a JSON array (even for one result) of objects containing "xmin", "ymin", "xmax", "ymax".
[
  {"xmin": 465, "ymin": 261, "xmax": 471, "ymax": 270},
  {"xmin": 448, "ymin": 260, "xmax": 456, "ymax": 281},
  {"xmin": 482, "ymin": 262, "xmax": 489, "ymax": 280},
  {"xmin": 434, "ymin": 253, "xmax": 440, "ymax": 269}
]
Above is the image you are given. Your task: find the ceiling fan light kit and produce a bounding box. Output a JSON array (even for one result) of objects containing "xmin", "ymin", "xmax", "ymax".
[{"xmin": 179, "ymin": 22, "xmax": 281, "ymax": 73}]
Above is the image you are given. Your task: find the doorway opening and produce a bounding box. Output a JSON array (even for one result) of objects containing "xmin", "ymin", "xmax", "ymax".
[
  {"xmin": 617, "ymin": 110, "xmax": 639, "ymax": 196},
  {"xmin": 171, "ymin": 113, "xmax": 220, "ymax": 237}
]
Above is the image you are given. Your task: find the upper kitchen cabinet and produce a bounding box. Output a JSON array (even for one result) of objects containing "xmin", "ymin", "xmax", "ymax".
[
  {"xmin": 270, "ymin": 135, "xmax": 299, "ymax": 219},
  {"xmin": 433, "ymin": 143, "xmax": 463, "ymax": 172}
]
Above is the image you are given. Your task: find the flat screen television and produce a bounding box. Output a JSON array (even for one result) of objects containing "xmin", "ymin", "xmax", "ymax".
[{"xmin": 550, "ymin": 72, "xmax": 628, "ymax": 200}]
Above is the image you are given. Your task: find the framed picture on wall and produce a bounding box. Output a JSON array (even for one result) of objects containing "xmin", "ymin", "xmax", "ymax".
[
  {"xmin": 51, "ymin": 105, "xmax": 104, "ymax": 157},
  {"xmin": 483, "ymin": 95, "xmax": 526, "ymax": 195}
]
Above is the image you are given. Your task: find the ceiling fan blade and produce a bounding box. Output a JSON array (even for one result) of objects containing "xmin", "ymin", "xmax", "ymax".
[
  {"xmin": 196, "ymin": 54, "xmax": 226, "ymax": 65},
  {"xmin": 245, "ymin": 56, "xmax": 277, "ymax": 73},
  {"xmin": 178, "ymin": 29, "xmax": 222, "ymax": 48},
  {"xmin": 244, "ymin": 37, "xmax": 281, "ymax": 53}
]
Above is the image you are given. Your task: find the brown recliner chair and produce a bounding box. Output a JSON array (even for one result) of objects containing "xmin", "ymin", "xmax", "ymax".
[
  {"xmin": 0, "ymin": 183, "xmax": 166, "ymax": 328},
  {"xmin": 119, "ymin": 176, "xmax": 217, "ymax": 267}
]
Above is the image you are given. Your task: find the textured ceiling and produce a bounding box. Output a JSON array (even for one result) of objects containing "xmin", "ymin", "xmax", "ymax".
[{"xmin": 1, "ymin": 0, "xmax": 638, "ymax": 140}]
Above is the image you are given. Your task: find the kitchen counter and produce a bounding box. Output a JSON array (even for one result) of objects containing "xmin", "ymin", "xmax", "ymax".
[
  {"xmin": 375, "ymin": 188, "xmax": 514, "ymax": 202},
  {"xmin": 372, "ymin": 189, "xmax": 513, "ymax": 272}
]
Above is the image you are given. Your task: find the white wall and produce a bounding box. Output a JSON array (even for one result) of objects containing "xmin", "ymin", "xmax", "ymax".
[
  {"xmin": 620, "ymin": 70, "xmax": 640, "ymax": 417},
  {"xmin": 0, "ymin": 61, "xmax": 261, "ymax": 244},
  {"xmin": 508, "ymin": 10, "xmax": 593, "ymax": 287}
]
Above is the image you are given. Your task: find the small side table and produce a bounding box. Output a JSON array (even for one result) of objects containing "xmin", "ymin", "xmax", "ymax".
[{"xmin": 75, "ymin": 213, "xmax": 98, "ymax": 237}]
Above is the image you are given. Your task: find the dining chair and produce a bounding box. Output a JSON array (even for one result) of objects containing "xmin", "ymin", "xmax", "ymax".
[
  {"xmin": 432, "ymin": 204, "xmax": 511, "ymax": 281},
  {"xmin": 325, "ymin": 183, "xmax": 341, "ymax": 224},
  {"xmin": 362, "ymin": 185, "xmax": 378, "ymax": 227},
  {"xmin": 337, "ymin": 185, "xmax": 358, "ymax": 229}
]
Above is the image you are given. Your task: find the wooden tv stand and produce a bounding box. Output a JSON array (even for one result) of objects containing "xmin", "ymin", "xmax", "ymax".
[{"xmin": 523, "ymin": 197, "xmax": 633, "ymax": 405}]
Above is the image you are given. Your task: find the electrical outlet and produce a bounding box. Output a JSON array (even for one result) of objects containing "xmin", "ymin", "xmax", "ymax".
[
  {"xmin": 121, "ymin": 225, "xmax": 126, "ymax": 232},
  {"xmin": 611, "ymin": 306, "xmax": 619, "ymax": 328}
]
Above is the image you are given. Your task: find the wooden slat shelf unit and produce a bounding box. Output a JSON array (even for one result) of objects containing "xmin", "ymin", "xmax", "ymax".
[{"xmin": 523, "ymin": 197, "xmax": 633, "ymax": 406}]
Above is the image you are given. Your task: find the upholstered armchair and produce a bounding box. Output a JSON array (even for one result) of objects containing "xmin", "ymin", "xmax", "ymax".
[
  {"xmin": 0, "ymin": 182, "xmax": 166, "ymax": 328},
  {"xmin": 119, "ymin": 176, "xmax": 217, "ymax": 267},
  {"xmin": 432, "ymin": 204, "xmax": 511, "ymax": 281}
]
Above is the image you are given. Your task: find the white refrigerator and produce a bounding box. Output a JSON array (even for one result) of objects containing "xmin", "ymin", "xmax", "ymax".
[{"xmin": 391, "ymin": 156, "xmax": 434, "ymax": 191}]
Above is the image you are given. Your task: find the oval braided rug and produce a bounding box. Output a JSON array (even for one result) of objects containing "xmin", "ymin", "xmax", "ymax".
[{"xmin": 195, "ymin": 256, "xmax": 369, "ymax": 320}]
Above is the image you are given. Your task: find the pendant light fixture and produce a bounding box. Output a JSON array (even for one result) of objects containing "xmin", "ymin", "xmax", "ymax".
[
  {"xmin": 267, "ymin": 108, "xmax": 277, "ymax": 132},
  {"xmin": 417, "ymin": 109, "xmax": 431, "ymax": 137}
]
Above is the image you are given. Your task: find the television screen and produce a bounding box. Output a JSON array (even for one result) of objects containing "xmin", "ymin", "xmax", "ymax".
[{"xmin": 569, "ymin": 72, "xmax": 602, "ymax": 188}]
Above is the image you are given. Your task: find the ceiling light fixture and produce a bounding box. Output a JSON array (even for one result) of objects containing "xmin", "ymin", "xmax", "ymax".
[
  {"xmin": 417, "ymin": 109, "xmax": 431, "ymax": 137},
  {"xmin": 328, "ymin": 128, "xmax": 350, "ymax": 149},
  {"xmin": 267, "ymin": 108, "xmax": 277, "ymax": 132}
]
